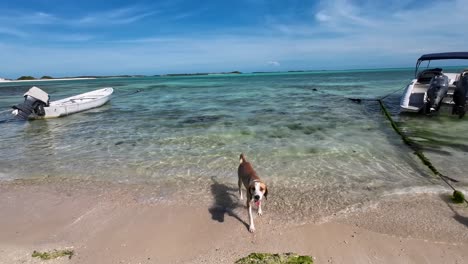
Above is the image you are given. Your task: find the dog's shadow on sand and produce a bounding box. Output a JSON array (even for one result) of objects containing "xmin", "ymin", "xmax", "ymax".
[
  {"xmin": 439, "ymin": 193, "xmax": 468, "ymax": 227},
  {"xmin": 208, "ymin": 177, "xmax": 248, "ymax": 229}
]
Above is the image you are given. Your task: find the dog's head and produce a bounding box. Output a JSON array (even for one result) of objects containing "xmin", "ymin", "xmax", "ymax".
[{"xmin": 249, "ymin": 180, "xmax": 268, "ymax": 202}]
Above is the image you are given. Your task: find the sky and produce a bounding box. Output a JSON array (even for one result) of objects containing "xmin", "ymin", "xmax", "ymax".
[{"xmin": 1, "ymin": 0, "xmax": 468, "ymax": 78}]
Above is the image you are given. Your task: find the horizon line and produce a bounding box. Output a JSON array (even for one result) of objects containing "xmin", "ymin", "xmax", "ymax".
[{"xmin": 4, "ymin": 65, "xmax": 468, "ymax": 80}]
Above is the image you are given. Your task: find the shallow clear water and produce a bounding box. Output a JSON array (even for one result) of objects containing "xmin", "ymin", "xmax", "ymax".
[{"xmin": 1, "ymin": 70, "xmax": 467, "ymax": 222}]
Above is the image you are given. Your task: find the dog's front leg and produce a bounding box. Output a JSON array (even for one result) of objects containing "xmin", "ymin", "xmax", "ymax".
[
  {"xmin": 248, "ymin": 202, "xmax": 255, "ymax": 232},
  {"xmin": 238, "ymin": 178, "xmax": 243, "ymax": 200},
  {"xmin": 257, "ymin": 201, "xmax": 263, "ymax": 216}
]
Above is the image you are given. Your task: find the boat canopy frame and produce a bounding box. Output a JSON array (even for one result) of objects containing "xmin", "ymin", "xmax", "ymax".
[{"xmin": 415, "ymin": 52, "xmax": 468, "ymax": 77}]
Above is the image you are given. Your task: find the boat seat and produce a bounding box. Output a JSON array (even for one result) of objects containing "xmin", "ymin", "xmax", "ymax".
[
  {"xmin": 417, "ymin": 68, "xmax": 443, "ymax": 84},
  {"xmin": 409, "ymin": 93, "xmax": 425, "ymax": 108}
]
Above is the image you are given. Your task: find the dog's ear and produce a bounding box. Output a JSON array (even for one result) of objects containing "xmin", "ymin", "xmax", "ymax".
[{"xmin": 264, "ymin": 186, "xmax": 268, "ymax": 200}]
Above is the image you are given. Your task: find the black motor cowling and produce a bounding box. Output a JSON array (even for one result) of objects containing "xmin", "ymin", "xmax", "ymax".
[
  {"xmin": 12, "ymin": 86, "xmax": 49, "ymax": 119},
  {"xmin": 425, "ymin": 74, "xmax": 449, "ymax": 114},
  {"xmin": 453, "ymin": 71, "xmax": 468, "ymax": 118}
]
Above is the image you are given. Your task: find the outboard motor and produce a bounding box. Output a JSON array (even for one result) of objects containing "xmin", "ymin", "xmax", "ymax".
[
  {"xmin": 425, "ymin": 74, "xmax": 449, "ymax": 114},
  {"xmin": 12, "ymin": 86, "xmax": 49, "ymax": 119},
  {"xmin": 453, "ymin": 71, "xmax": 468, "ymax": 118}
]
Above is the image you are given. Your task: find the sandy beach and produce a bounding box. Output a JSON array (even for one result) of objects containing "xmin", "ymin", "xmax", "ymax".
[{"xmin": 1, "ymin": 178, "xmax": 467, "ymax": 264}]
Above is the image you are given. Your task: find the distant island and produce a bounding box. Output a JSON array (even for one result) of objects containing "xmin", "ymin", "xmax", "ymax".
[
  {"xmin": 252, "ymin": 71, "xmax": 282, "ymax": 74},
  {"xmin": 0, "ymin": 76, "xmax": 96, "ymax": 83},
  {"xmin": 1, "ymin": 69, "xmax": 374, "ymax": 82},
  {"xmin": 160, "ymin": 71, "xmax": 242, "ymax": 77},
  {"xmin": 17, "ymin": 75, "xmax": 149, "ymax": 80},
  {"xmin": 0, "ymin": 75, "xmax": 149, "ymax": 82},
  {"xmin": 252, "ymin": 70, "xmax": 318, "ymax": 74},
  {"xmin": 16, "ymin": 75, "xmax": 55, "ymax": 80},
  {"xmin": 5, "ymin": 72, "xmax": 243, "ymax": 80}
]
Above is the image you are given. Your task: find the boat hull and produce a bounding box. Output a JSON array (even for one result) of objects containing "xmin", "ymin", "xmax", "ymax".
[
  {"xmin": 400, "ymin": 81, "xmax": 422, "ymax": 112},
  {"xmin": 30, "ymin": 87, "xmax": 113, "ymax": 119},
  {"xmin": 400, "ymin": 74, "xmax": 459, "ymax": 113}
]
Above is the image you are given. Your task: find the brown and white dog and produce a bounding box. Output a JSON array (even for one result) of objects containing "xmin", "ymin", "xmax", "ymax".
[{"xmin": 237, "ymin": 153, "xmax": 268, "ymax": 232}]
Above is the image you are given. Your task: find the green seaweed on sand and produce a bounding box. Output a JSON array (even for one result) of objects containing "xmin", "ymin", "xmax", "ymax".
[
  {"xmin": 241, "ymin": 130, "xmax": 253, "ymax": 135},
  {"xmin": 32, "ymin": 249, "xmax": 74, "ymax": 260},
  {"xmin": 452, "ymin": 190, "xmax": 465, "ymax": 204},
  {"xmin": 286, "ymin": 123, "xmax": 303, "ymax": 131},
  {"xmin": 235, "ymin": 253, "xmax": 313, "ymax": 264}
]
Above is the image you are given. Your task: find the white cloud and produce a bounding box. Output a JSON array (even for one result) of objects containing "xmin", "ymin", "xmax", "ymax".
[
  {"xmin": 72, "ymin": 7, "xmax": 158, "ymax": 26},
  {"xmin": 0, "ymin": 33, "xmax": 417, "ymax": 77},
  {"xmin": 0, "ymin": 6, "xmax": 160, "ymax": 44},
  {"xmin": 312, "ymin": 0, "xmax": 468, "ymax": 35},
  {"xmin": 0, "ymin": 6, "xmax": 157, "ymax": 33},
  {"xmin": 48, "ymin": 33, "xmax": 95, "ymax": 42},
  {"xmin": 315, "ymin": 11, "xmax": 330, "ymax": 22},
  {"xmin": 2, "ymin": 0, "xmax": 468, "ymax": 77},
  {"xmin": 0, "ymin": 27, "xmax": 28, "ymax": 38},
  {"xmin": 267, "ymin": 61, "xmax": 280, "ymax": 67},
  {"xmin": 13, "ymin": 12, "xmax": 58, "ymax": 25},
  {"xmin": 314, "ymin": 0, "xmax": 373, "ymax": 28}
]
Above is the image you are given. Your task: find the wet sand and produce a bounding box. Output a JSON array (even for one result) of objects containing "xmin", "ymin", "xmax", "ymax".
[{"xmin": 1, "ymin": 178, "xmax": 467, "ymax": 264}]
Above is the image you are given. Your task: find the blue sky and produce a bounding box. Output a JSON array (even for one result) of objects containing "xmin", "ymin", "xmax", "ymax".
[{"xmin": 1, "ymin": 0, "xmax": 468, "ymax": 78}]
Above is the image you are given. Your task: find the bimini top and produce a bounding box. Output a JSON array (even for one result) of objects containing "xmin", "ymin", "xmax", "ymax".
[
  {"xmin": 415, "ymin": 52, "xmax": 468, "ymax": 76},
  {"xmin": 418, "ymin": 52, "xmax": 468, "ymax": 62}
]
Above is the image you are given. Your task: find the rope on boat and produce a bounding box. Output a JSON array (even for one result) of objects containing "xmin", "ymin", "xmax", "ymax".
[
  {"xmin": 348, "ymin": 85, "xmax": 407, "ymax": 104},
  {"xmin": 378, "ymin": 84, "xmax": 408, "ymax": 100},
  {"xmin": 348, "ymin": 82, "xmax": 408, "ymax": 102},
  {"xmin": 377, "ymin": 99, "xmax": 468, "ymax": 205}
]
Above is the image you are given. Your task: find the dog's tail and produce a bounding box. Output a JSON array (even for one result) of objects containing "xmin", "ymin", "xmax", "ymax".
[{"xmin": 239, "ymin": 153, "xmax": 246, "ymax": 164}]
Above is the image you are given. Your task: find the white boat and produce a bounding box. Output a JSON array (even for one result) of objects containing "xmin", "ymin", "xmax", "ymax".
[
  {"xmin": 12, "ymin": 86, "xmax": 113, "ymax": 119},
  {"xmin": 400, "ymin": 52, "xmax": 468, "ymax": 117}
]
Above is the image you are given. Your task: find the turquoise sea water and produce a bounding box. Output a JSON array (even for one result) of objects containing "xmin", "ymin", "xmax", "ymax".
[{"xmin": 1, "ymin": 69, "xmax": 467, "ymax": 222}]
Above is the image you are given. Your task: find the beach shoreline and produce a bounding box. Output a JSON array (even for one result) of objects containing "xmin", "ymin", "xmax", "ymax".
[
  {"xmin": 1, "ymin": 178, "xmax": 467, "ymax": 263},
  {"xmin": 0, "ymin": 78, "xmax": 96, "ymax": 83}
]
